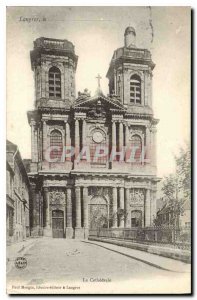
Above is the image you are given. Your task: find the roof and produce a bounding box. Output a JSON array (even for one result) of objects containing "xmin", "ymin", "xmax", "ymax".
[
  {"xmin": 6, "ymin": 139, "xmax": 30, "ymax": 187},
  {"xmin": 6, "ymin": 140, "xmax": 17, "ymax": 153},
  {"xmin": 157, "ymin": 204, "xmax": 172, "ymax": 215}
]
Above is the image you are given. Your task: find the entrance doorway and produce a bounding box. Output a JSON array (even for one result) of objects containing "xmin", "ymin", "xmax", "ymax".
[
  {"xmin": 131, "ymin": 210, "xmax": 142, "ymax": 227},
  {"xmin": 52, "ymin": 210, "xmax": 64, "ymax": 238},
  {"xmin": 89, "ymin": 196, "xmax": 108, "ymax": 230}
]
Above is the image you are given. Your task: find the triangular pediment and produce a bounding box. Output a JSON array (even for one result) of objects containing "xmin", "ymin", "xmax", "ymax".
[{"xmin": 74, "ymin": 94, "xmax": 125, "ymax": 111}]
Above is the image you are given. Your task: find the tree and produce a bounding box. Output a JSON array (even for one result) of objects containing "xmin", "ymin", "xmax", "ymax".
[
  {"xmin": 161, "ymin": 174, "xmax": 176, "ymax": 201},
  {"xmin": 154, "ymin": 144, "xmax": 191, "ymax": 228},
  {"xmin": 175, "ymin": 143, "xmax": 191, "ymax": 199}
]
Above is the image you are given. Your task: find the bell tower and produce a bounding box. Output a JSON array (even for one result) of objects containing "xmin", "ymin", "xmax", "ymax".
[
  {"xmin": 30, "ymin": 37, "xmax": 78, "ymax": 108},
  {"xmin": 28, "ymin": 37, "xmax": 78, "ymax": 174},
  {"xmin": 106, "ymin": 27, "xmax": 155, "ymax": 111}
]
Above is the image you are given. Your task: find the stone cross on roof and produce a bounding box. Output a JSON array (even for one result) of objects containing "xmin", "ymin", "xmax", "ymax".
[{"xmin": 96, "ymin": 74, "xmax": 102, "ymax": 88}]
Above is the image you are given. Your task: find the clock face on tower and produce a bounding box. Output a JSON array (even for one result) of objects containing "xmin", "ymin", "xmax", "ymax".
[{"xmin": 92, "ymin": 131, "xmax": 104, "ymax": 143}]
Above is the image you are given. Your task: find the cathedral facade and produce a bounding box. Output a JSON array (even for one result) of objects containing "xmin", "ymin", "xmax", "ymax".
[{"xmin": 27, "ymin": 27, "xmax": 159, "ymax": 239}]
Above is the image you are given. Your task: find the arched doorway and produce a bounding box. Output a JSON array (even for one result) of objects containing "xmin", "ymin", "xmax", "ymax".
[
  {"xmin": 52, "ymin": 209, "xmax": 64, "ymax": 238},
  {"xmin": 131, "ymin": 210, "xmax": 142, "ymax": 228},
  {"xmin": 89, "ymin": 196, "xmax": 109, "ymax": 229}
]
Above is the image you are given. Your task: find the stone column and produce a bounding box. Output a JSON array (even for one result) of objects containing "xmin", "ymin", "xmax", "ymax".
[
  {"xmin": 145, "ymin": 189, "xmax": 151, "ymax": 227},
  {"xmin": 41, "ymin": 66, "xmax": 46, "ymax": 98},
  {"xmin": 125, "ymin": 188, "xmax": 131, "ymax": 228},
  {"xmin": 64, "ymin": 121, "xmax": 67, "ymax": 147},
  {"xmin": 42, "ymin": 120, "xmax": 47, "ymax": 161},
  {"xmin": 45, "ymin": 69, "xmax": 49, "ymax": 98},
  {"xmin": 39, "ymin": 195, "xmax": 43, "ymax": 236},
  {"xmin": 114, "ymin": 70, "xmax": 117, "ymax": 94},
  {"xmin": 75, "ymin": 119, "xmax": 80, "ymax": 158},
  {"xmin": 151, "ymin": 126, "xmax": 157, "ymax": 167},
  {"xmin": 66, "ymin": 188, "xmax": 73, "ymax": 238},
  {"xmin": 75, "ymin": 186, "xmax": 83, "ymax": 238},
  {"xmin": 43, "ymin": 187, "xmax": 51, "ymax": 236},
  {"xmin": 83, "ymin": 187, "xmax": 89, "ymax": 239},
  {"xmin": 65, "ymin": 121, "xmax": 71, "ymax": 161},
  {"xmin": 119, "ymin": 122, "xmax": 124, "ymax": 152},
  {"xmin": 34, "ymin": 127, "xmax": 38, "ymax": 162},
  {"xmin": 82, "ymin": 119, "xmax": 86, "ymax": 148},
  {"xmin": 119, "ymin": 187, "xmax": 124, "ymax": 228},
  {"xmin": 31, "ymin": 121, "xmax": 36, "ymax": 162},
  {"xmin": 125, "ymin": 123, "xmax": 129, "ymax": 144},
  {"xmin": 125, "ymin": 124, "xmax": 129, "ymax": 162},
  {"xmin": 37, "ymin": 126, "xmax": 40, "ymax": 161},
  {"xmin": 75, "ymin": 187, "xmax": 81, "ymax": 228},
  {"xmin": 38, "ymin": 126, "xmax": 42, "ymax": 161},
  {"xmin": 112, "ymin": 121, "xmax": 116, "ymax": 153},
  {"xmin": 145, "ymin": 125, "xmax": 151, "ymax": 164},
  {"xmin": 112, "ymin": 187, "xmax": 118, "ymax": 227},
  {"xmin": 65, "ymin": 122, "xmax": 70, "ymax": 145}
]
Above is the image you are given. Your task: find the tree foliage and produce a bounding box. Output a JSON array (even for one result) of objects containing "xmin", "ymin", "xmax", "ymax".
[
  {"xmin": 154, "ymin": 144, "xmax": 191, "ymax": 227},
  {"xmin": 175, "ymin": 144, "xmax": 191, "ymax": 199},
  {"xmin": 161, "ymin": 174, "xmax": 176, "ymax": 201}
]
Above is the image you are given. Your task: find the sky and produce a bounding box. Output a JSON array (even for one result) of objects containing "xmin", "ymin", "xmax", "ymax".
[{"xmin": 6, "ymin": 6, "xmax": 191, "ymax": 177}]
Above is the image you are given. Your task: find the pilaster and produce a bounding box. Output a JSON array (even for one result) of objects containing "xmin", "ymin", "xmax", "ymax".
[
  {"xmin": 43, "ymin": 187, "xmax": 51, "ymax": 237},
  {"xmin": 112, "ymin": 187, "xmax": 118, "ymax": 227},
  {"xmin": 66, "ymin": 187, "xmax": 73, "ymax": 238},
  {"xmin": 119, "ymin": 187, "xmax": 124, "ymax": 228},
  {"xmin": 75, "ymin": 186, "xmax": 83, "ymax": 238},
  {"xmin": 83, "ymin": 187, "xmax": 89, "ymax": 239},
  {"xmin": 125, "ymin": 188, "xmax": 131, "ymax": 228}
]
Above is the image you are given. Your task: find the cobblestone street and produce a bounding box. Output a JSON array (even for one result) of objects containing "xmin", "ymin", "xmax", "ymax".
[{"xmin": 7, "ymin": 238, "xmax": 191, "ymax": 294}]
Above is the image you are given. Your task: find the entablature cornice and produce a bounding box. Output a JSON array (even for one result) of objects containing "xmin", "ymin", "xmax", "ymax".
[
  {"xmin": 124, "ymin": 113, "xmax": 153, "ymax": 120},
  {"xmin": 124, "ymin": 118, "xmax": 150, "ymax": 126},
  {"xmin": 73, "ymin": 106, "xmax": 90, "ymax": 112},
  {"xmin": 38, "ymin": 106, "xmax": 71, "ymax": 115},
  {"xmin": 74, "ymin": 111, "xmax": 87, "ymax": 120},
  {"xmin": 42, "ymin": 115, "xmax": 69, "ymax": 122}
]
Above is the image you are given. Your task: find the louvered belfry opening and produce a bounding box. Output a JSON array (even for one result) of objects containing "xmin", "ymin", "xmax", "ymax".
[
  {"xmin": 130, "ymin": 74, "xmax": 141, "ymax": 104},
  {"xmin": 49, "ymin": 66, "xmax": 61, "ymax": 98}
]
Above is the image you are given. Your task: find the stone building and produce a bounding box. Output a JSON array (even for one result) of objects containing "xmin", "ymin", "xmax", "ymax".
[
  {"xmin": 27, "ymin": 27, "xmax": 160, "ymax": 239},
  {"xmin": 6, "ymin": 140, "xmax": 30, "ymax": 243}
]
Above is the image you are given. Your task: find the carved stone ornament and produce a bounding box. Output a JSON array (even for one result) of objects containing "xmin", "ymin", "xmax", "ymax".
[
  {"xmin": 89, "ymin": 187, "xmax": 104, "ymax": 197},
  {"xmin": 130, "ymin": 189, "xmax": 144, "ymax": 205},
  {"xmin": 92, "ymin": 131, "xmax": 104, "ymax": 143},
  {"xmin": 49, "ymin": 191, "xmax": 65, "ymax": 205},
  {"xmin": 88, "ymin": 100, "xmax": 107, "ymax": 119},
  {"xmin": 129, "ymin": 129, "xmax": 143, "ymax": 140}
]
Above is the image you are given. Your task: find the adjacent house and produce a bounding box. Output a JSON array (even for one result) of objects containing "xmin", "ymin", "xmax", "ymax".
[{"xmin": 6, "ymin": 140, "xmax": 31, "ymax": 243}]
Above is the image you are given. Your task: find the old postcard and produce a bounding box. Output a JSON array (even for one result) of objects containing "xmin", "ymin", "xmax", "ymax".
[{"xmin": 6, "ymin": 6, "xmax": 191, "ymax": 294}]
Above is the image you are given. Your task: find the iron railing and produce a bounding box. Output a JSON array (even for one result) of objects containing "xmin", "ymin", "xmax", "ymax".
[{"xmin": 89, "ymin": 226, "xmax": 191, "ymax": 250}]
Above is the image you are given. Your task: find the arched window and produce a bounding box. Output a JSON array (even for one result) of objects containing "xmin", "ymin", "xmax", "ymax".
[
  {"xmin": 130, "ymin": 74, "xmax": 141, "ymax": 104},
  {"xmin": 49, "ymin": 66, "xmax": 61, "ymax": 98},
  {"xmin": 130, "ymin": 135, "xmax": 142, "ymax": 162},
  {"xmin": 50, "ymin": 130, "xmax": 63, "ymax": 160}
]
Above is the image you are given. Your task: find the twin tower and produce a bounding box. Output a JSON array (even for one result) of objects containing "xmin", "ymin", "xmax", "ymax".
[
  {"xmin": 27, "ymin": 27, "xmax": 159, "ymax": 239},
  {"xmin": 30, "ymin": 26, "xmax": 154, "ymax": 109}
]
